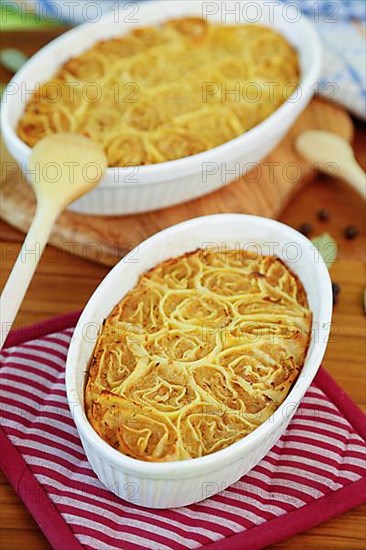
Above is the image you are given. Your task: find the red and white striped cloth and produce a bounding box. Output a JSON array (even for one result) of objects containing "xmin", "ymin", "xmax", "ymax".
[{"xmin": 1, "ymin": 317, "xmax": 365, "ymax": 550}]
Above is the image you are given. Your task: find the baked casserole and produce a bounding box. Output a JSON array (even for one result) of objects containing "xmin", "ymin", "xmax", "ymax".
[
  {"xmin": 17, "ymin": 17, "xmax": 300, "ymax": 166},
  {"xmin": 85, "ymin": 249, "xmax": 312, "ymax": 462}
]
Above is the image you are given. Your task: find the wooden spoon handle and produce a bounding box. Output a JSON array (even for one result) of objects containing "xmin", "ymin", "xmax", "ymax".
[
  {"xmin": 0, "ymin": 207, "xmax": 58, "ymax": 349},
  {"xmin": 338, "ymin": 160, "xmax": 366, "ymax": 199}
]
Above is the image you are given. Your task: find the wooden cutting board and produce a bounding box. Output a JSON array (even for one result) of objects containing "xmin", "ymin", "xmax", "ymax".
[{"xmin": 0, "ymin": 98, "xmax": 353, "ymax": 267}]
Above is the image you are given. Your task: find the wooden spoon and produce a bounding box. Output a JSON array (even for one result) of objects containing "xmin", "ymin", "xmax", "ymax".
[
  {"xmin": 0, "ymin": 133, "xmax": 107, "ymax": 349},
  {"xmin": 296, "ymin": 130, "xmax": 366, "ymax": 199}
]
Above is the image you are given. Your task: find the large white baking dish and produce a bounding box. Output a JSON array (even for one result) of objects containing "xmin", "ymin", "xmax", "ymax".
[
  {"xmin": 1, "ymin": 1, "xmax": 322, "ymax": 216},
  {"xmin": 65, "ymin": 214, "xmax": 333, "ymax": 508}
]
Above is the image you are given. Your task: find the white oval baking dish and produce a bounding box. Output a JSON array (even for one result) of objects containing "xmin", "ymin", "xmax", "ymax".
[
  {"xmin": 65, "ymin": 214, "xmax": 333, "ymax": 508},
  {"xmin": 1, "ymin": 1, "xmax": 322, "ymax": 216}
]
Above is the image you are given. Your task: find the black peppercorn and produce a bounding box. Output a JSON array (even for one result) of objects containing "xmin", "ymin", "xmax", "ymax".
[
  {"xmin": 332, "ymin": 282, "xmax": 341, "ymax": 305},
  {"xmin": 344, "ymin": 226, "xmax": 359, "ymax": 240},
  {"xmin": 299, "ymin": 223, "xmax": 313, "ymax": 237},
  {"xmin": 317, "ymin": 209, "xmax": 330, "ymax": 222}
]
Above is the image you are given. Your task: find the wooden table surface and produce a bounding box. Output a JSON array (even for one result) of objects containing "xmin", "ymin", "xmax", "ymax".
[{"xmin": 1, "ymin": 30, "xmax": 365, "ymax": 550}]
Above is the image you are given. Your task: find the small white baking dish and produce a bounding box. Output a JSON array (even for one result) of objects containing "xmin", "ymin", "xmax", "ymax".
[
  {"xmin": 65, "ymin": 214, "xmax": 332, "ymax": 508},
  {"xmin": 1, "ymin": 1, "xmax": 321, "ymax": 216}
]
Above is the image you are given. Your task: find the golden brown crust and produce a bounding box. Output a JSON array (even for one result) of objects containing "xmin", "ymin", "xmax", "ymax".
[
  {"xmin": 17, "ymin": 19, "xmax": 300, "ymax": 166},
  {"xmin": 85, "ymin": 249, "xmax": 312, "ymax": 461}
]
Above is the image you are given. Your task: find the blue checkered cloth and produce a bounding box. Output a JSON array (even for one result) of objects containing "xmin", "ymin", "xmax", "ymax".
[
  {"xmin": 280, "ymin": 0, "xmax": 366, "ymax": 119},
  {"xmin": 291, "ymin": 0, "xmax": 365, "ymax": 21}
]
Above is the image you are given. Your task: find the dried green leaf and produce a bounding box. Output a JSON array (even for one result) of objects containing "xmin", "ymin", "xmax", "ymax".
[
  {"xmin": 0, "ymin": 48, "xmax": 28, "ymax": 74},
  {"xmin": 311, "ymin": 233, "xmax": 338, "ymax": 269}
]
